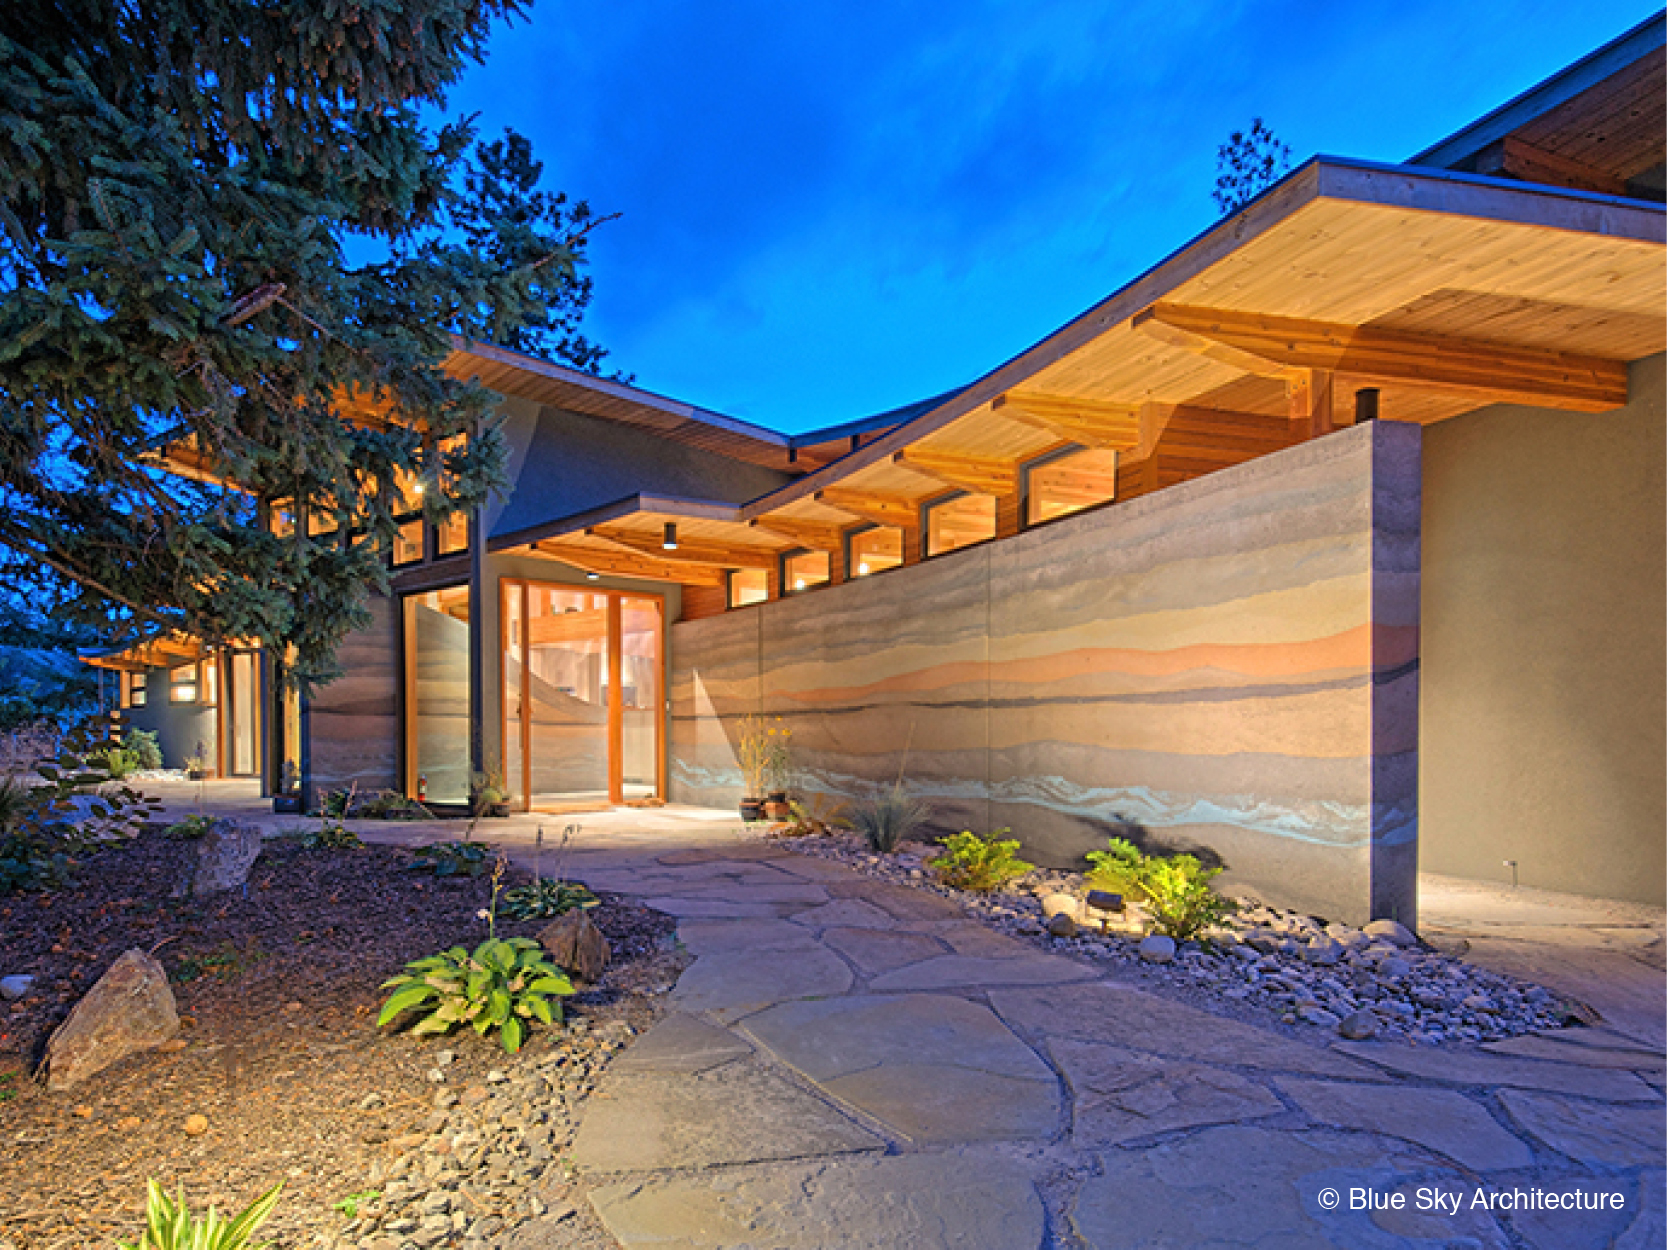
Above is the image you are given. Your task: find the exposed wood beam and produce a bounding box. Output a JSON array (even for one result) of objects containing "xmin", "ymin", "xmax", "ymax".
[
  {"xmin": 1285, "ymin": 367, "xmax": 1340, "ymax": 439},
  {"xmin": 586, "ymin": 525, "xmax": 779, "ymax": 570},
  {"xmin": 1132, "ymin": 303, "xmax": 1629, "ymax": 413},
  {"xmin": 526, "ymin": 608, "xmax": 609, "ymax": 647},
  {"xmin": 1476, "ymin": 136, "xmax": 1630, "ymax": 199},
  {"xmin": 814, "ymin": 487, "xmax": 922, "ymax": 529},
  {"xmin": 749, "ymin": 516, "xmax": 847, "ymax": 552},
  {"xmin": 893, "ymin": 447, "xmax": 1019, "ymax": 496},
  {"xmin": 991, "ymin": 392, "xmax": 1142, "ymax": 449},
  {"xmin": 531, "ymin": 541, "xmax": 727, "ymax": 587}
]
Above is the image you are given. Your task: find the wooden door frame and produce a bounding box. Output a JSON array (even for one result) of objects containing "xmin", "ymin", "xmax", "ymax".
[{"xmin": 500, "ymin": 578, "xmax": 667, "ymax": 811}]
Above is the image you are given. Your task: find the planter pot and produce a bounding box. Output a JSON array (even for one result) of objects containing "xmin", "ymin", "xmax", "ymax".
[
  {"xmin": 739, "ymin": 798, "xmax": 767, "ymax": 822},
  {"xmin": 764, "ymin": 798, "xmax": 791, "ymax": 820}
]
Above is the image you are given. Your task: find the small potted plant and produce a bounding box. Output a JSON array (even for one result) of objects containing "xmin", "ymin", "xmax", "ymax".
[
  {"xmin": 273, "ymin": 759, "xmax": 303, "ymax": 813},
  {"xmin": 736, "ymin": 714, "xmax": 775, "ymax": 822},
  {"xmin": 184, "ymin": 740, "xmax": 211, "ymax": 781},
  {"xmin": 471, "ymin": 766, "xmax": 510, "ymax": 818},
  {"xmin": 763, "ymin": 722, "xmax": 793, "ymax": 819}
]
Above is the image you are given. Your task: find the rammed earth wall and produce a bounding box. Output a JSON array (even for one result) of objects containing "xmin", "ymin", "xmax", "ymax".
[{"xmin": 669, "ymin": 420, "xmax": 1422, "ymax": 927}]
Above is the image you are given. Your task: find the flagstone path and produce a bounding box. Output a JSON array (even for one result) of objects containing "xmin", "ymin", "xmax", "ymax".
[{"xmin": 541, "ymin": 834, "xmax": 1666, "ymax": 1250}]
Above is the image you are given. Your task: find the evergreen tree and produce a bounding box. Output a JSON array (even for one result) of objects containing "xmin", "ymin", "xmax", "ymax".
[
  {"xmin": 0, "ymin": 2, "xmax": 613, "ymax": 687},
  {"xmin": 1213, "ymin": 119, "xmax": 1292, "ymax": 215}
]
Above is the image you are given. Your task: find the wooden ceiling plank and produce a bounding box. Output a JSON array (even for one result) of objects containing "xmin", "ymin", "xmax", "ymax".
[
  {"xmin": 531, "ymin": 541, "xmax": 728, "ymax": 587},
  {"xmin": 586, "ymin": 525, "xmax": 779, "ymax": 570},
  {"xmin": 893, "ymin": 447, "xmax": 1019, "ymax": 496},
  {"xmin": 991, "ymin": 393, "xmax": 1143, "ymax": 450},
  {"xmin": 815, "ymin": 487, "xmax": 923, "ymax": 528},
  {"xmin": 749, "ymin": 516, "xmax": 848, "ymax": 552},
  {"xmin": 1477, "ymin": 136, "xmax": 1631, "ymax": 198},
  {"xmin": 1132, "ymin": 302, "xmax": 1630, "ymax": 412}
]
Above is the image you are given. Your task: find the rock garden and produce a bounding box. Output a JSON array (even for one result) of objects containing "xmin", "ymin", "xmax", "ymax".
[
  {"xmin": 0, "ymin": 804, "xmax": 685, "ymax": 1250},
  {"xmin": 772, "ymin": 801, "xmax": 1585, "ymax": 1049}
]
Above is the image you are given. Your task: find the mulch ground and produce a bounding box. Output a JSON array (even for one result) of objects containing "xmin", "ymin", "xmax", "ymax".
[{"xmin": 0, "ymin": 827, "xmax": 679, "ymax": 1250}]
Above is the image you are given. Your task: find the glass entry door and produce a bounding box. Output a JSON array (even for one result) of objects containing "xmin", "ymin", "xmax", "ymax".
[{"xmin": 502, "ymin": 581, "xmax": 663, "ymax": 810}]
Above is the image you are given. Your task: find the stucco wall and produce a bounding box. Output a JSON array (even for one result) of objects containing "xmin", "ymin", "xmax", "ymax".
[
  {"xmin": 1420, "ymin": 354, "xmax": 1665, "ymax": 905},
  {"xmin": 121, "ymin": 675, "xmax": 216, "ymax": 772},
  {"xmin": 671, "ymin": 421, "xmax": 1421, "ymax": 926}
]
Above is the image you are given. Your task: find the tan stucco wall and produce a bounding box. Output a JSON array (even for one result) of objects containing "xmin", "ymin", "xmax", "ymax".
[{"xmin": 1420, "ymin": 354, "xmax": 1666, "ymax": 905}]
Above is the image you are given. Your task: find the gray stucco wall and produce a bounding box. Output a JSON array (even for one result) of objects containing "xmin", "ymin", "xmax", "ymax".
[
  {"xmin": 1420, "ymin": 354, "xmax": 1666, "ymax": 905},
  {"xmin": 121, "ymin": 674, "xmax": 216, "ymax": 771},
  {"xmin": 670, "ymin": 421, "xmax": 1422, "ymax": 926}
]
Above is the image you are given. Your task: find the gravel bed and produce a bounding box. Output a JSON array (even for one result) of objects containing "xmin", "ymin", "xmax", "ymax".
[{"xmin": 779, "ymin": 830, "xmax": 1582, "ymax": 1046}]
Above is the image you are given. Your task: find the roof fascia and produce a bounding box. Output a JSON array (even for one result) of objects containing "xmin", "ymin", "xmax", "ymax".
[
  {"xmin": 1407, "ymin": 14, "xmax": 1666, "ymax": 170},
  {"xmin": 738, "ymin": 157, "xmax": 1665, "ymax": 520},
  {"xmin": 450, "ymin": 337, "xmax": 790, "ymax": 449}
]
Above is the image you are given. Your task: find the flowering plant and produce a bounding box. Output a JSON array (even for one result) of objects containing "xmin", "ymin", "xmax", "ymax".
[{"xmin": 737, "ymin": 715, "xmax": 792, "ymax": 797}]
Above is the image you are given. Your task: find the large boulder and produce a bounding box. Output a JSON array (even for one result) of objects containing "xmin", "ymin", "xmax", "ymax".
[
  {"xmin": 538, "ymin": 909, "xmax": 610, "ymax": 984},
  {"xmin": 42, "ymin": 949, "xmax": 178, "ymax": 1091},
  {"xmin": 177, "ymin": 818, "xmax": 263, "ymax": 897}
]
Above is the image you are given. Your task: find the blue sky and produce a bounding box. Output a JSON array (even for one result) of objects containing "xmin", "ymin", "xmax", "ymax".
[{"xmin": 447, "ymin": 1, "xmax": 1658, "ymax": 433}]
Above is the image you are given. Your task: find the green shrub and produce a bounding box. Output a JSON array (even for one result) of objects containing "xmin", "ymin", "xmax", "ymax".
[
  {"xmin": 125, "ymin": 729, "xmax": 163, "ymax": 772},
  {"xmin": 115, "ymin": 1178, "xmax": 283, "ymax": 1250},
  {"xmin": 164, "ymin": 814, "xmax": 216, "ymax": 840},
  {"xmin": 0, "ymin": 732, "xmax": 158, "ymax": 894},
  {"xmin": 932, "ymin": 828, "xmax": 1034, "ymax": 892},
  {"xmin": 302, "ymin": 820, "xmax": 363, "ymax": 851},
  {"xmin": 850, "ymin": 784, "xmax": 932, "ymax": 854},
  {"xmin": 378, "ymin": 937, "xmax": 574, "ymax": 1054},
  {"xmin": 411, "ymin": 840, "xmax": 490, "ymax": 877},
  {"xmin": 353, "ymin": 790, "xmax": 431, "ymax": 820},
  {"xmin": 89, "ymin": 743, "xmax": 139, "ymax": 778},
  {"xmin": 1087, "ymin": 837, "xmax": 1234, "ymax": 940},
  {"xmin": 0, "ymin": 832, "xmax": 69, "ymax": 893},
  {"xmin": 498, "ymin": 877, "xmax": 598, "ymax": 920}
]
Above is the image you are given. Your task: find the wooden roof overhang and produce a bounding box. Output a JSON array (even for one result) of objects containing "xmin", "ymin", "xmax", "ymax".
[
  {"xmin": 81, "ymin": 632, "xmax": 228, "ymax": 672},
  {"xmin": 727, "ymin": 157, "xmax": 1664, "ymax": 531},
  {"xmin": 490, "ymin": 494, "xmax": 796, "ymax": 588}
]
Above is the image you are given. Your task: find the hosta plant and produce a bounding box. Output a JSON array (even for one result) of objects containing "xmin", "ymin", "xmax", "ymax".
[
  {"xmin": 932, "ymin": 828, "xmax": 1034, "ymax": 892},
  {"xmin": 378, "ymin": 937, "xmax": 574, "ymax": 1054},
  {"xmin": 302, "ymin": 820, "xmax": 363, "ymax": 851},
  {"xmin": 115, "ymin": 1178, "xmax": 283, "ymax": 1250},
  {"xmin": 497, "ymin": 877, "xmax": 598, "ymax": 921},
  {"xmin": 411, "ymin": 840, "xmax": 490, "ymax": 877}
]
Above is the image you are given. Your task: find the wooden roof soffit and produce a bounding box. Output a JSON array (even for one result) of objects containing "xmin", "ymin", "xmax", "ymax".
[
  {"xmin": 749, "ymin": 517, "xmax": 847, "ymax": 552},
  {"xmin": 990, "ymin": 393, "xmax": 1142, "ymax": 450},
  {"xmin": 892, "ymin": 447, "xmax": 1019, "ymax": 496},
  {"xmin": 1475, "ymin": 136, "xmax": 1630, "ymax": 199},
  {"xmin": 530, "ymin": 540, "xmax": 728, "ymax": 587},
  {"xmin": 814, "ymin": 487, "xmax": 922, "ymax": 528},
  {"xmin": 584, "ymin": 525, "xmax": 779, "ymax": 570},
  {"xmin": 1132, "ymin": 303, "xmax": 1630, "ymax": 413}
]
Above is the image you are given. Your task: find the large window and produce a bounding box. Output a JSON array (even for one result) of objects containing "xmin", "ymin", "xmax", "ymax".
[
  {"xmin": 404, "ymin": 586, "xmax": 472, "ymax": 804},
  {"xmin": 169, "ymin": 663, "xmax": 198, "ymax": 704},
  {"xmin": 846, "ymin": 525, "xmax": 903, "ymax": 578},
  {"xmin": 923, "ymin": 492, "xmax": 996, "ymax": 557},
  {"xmin": 1024, "ymin": 446, "xmax": 1118, "ymax": 526}
]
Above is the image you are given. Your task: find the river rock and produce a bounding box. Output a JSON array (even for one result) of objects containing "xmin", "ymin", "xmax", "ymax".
[
  {"xmin": 539, "ymin": 910, "xmax": 610, "ymax": 984},
  {"xmin": 1303, "ymin": 936, "xmax": 1343, "ymax": 966},
  {"xmin": 1138, "ymin": 935, "xmax": 1176, "ymax": 964},
  {"xmin": 0, "ymin": 975, "xmax": 34, "ymax": 1000},
  {"xmin": 1337, "ymin": 1010, "xmax": 1379, "ymax": 1040},
  {"xmin": 42, "ymin": 949, "xmax": 179, "ymax": 1091},
  {"xmin": 177, "ymin": 818, "xmax": 263, "ymax": 896},
  {"xmin": 1046, "ymin": 912, "xmax": 1078, "ymax": 937},
  {"xmin": 1039, "ymin": 893, "xmax": 1081, "ymax": 921},
  {"xmin": 1362, "ymin": 919, "xmax": 1415, "ymax": 947}
]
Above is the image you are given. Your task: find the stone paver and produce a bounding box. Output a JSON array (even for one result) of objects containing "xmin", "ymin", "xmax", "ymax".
[
  {"xmin": 1070, "ymin": 1125, "xmax": 1505, "ymax": 1249},
  {"xmin": 570, "ymin": 1057, "xmax": 881, "ymax": 1172},
  {"xmin": 1276, "ymin": 1076, "xmax": 1534, "ymax": 1170},
  {"xmin": 589, "ymin": 1153, "xmax": 1047, "ymax": 1250},
  {"xmin": 823, "ymin": 1064, "xmax": 1060, "ymax": 1142},
  {"xmin": 671, "ymin": 947, "xmax": 853, "ymax": 1020},
  {"xmin": 868, "ymin": 952, "xmax": 1096, "ymax": 991},
  {"xmin": 1050, "ymin": 1038, "xmax": 1281, "ymax": 1146},
  {"xmin": 826, "ymin": 879, "xmax": 966, "ymax": 920},
  {"xmin": 904, "ymin": 918, "xmax": 1039, "ymax": 958},
  {"xmin": 1483, "ymin": 1031, "xmax": 1667, "ymax": 1072},
  {"xmin": 676, "ymin": 918, "xmax": 822, "ymax": 955},
  {"xmin": 1335, "ymin": 1040, "xmax": 1662, "ymax": 1100},
  {"xmin": 611, "ymin": 1012, "xmax": 753, "ymax": 1075},
  {"xmin": 990, "ymin": 982, "xmax": 1381, "ymax": 1079},
  {"xmin": 641, "ymin": 896, "xmax": 783, "ymax": 919},
  {"xmin": 1507, "ymin": 1173, "xmax": 1666, "ymax": 1250},
  {"xmin": 1497, "ymin": 1089, "xmax": 1667, "ymax": 1165},
  {"xmin": 788, "ymin": 897, "xmax": 896, "ymax": 929},
  {"xmin": 820, "ymin": 926, "xmax": 948, "ymax": 976}
]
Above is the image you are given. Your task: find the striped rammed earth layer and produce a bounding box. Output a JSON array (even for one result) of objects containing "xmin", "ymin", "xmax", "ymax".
[{"xmin": 670, "ymin": 421, "xmax": 1421, "ymax": 925}]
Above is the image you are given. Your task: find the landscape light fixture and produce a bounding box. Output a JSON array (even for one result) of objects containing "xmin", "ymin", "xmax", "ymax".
[{"xmin": 662, "ymin": 522, "xmax": 678, "ymax": 550}]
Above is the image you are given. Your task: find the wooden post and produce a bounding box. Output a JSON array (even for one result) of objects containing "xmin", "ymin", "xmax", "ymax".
[
  {"xmin": 607, "ymin": 595, "xmax": 623, "ymax": 805},
  {"xmin": 1287, "ymin": 368, "xmax": 1336, "ymax": 440}
]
